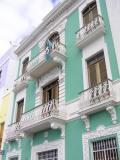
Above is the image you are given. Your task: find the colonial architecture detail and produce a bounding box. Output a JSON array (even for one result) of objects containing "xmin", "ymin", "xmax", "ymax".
[
  {"xmin": 106, "ymin": 106, "xmax": 117, "ymax": 124},
  {"xmin": 1, "ymin": 0, "xmax": 120, "ymax": 160},
  {"xmin": 81, "ymin": 115, "xmax": 90, "ymax": 131}
]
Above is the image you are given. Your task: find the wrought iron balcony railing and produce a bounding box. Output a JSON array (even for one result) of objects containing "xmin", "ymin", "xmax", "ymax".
[
  {"xmin": 78, "ymin": 79, "xmax": 117, "ymax": 115},
  {"xmin": 13, "ymin": 73, "xmax": 28, "ymax": 93},
  {"xmin": 76, "ymin": 15, "xmax": 105, "ymax": 48},
  {"xmin": 20, "ymin": 99, "xmax": 65, "ymax": 133},
  {"xmin": 6, "ymin": 122, "xmax": 21, "ymax": 141},
  {"xmin": 27, "ymin": 42, "xmax": 66, "ymax": 78}
]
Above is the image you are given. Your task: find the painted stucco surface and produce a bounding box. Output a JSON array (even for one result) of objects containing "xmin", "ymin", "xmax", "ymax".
[
  {"xmin": 99, "ymin": 0, "xmax": 119, "ymax": 80},
  {"xmin": 0, "ymin": 93, "xmax": 10, "ymax": 123},
  {"xmin": 2, "ymin": 0, "xmax": 120, "ymax": 160},
  {"xmin": 65, "ymin": 9, "xmax": 83, "ymax": 102},
  {"xmin": 31, "ymin": 43, "xmax": 40, "ymax": 59},
  {"xmin": 25, "ymin": 80, "xmax": 36, "ymax": 112}
]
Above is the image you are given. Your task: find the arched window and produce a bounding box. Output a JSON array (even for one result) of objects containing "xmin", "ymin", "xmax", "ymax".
[
  {"xmin": 45, "ymin": 32, "xmax": 60, "ymax": 56},
  {"xmin": 22, "ymin": 57, "xmax": 29, "ymax": 74},
  {"xmin": 82, "ymin": 1, "xmax": 98, "ymax": 26},
  {"xmin": 49, "ymin": 32, "xmax": 60, "ymax": 45}
]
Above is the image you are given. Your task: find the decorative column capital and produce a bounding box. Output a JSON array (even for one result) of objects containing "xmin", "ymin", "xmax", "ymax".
[
  {"xmin": 53, "ymin": 57, "xmax": 65, "ymax": 74},
  {"xmin": 106, "ymin": 106, "xmax": 117, "ymax": 124},
  {"xmin": 51, "ymin": 122, "xmax": 65, "ymax": 138},
  {"xmin": 81, "ymin": 115, "xmax": 90, "ymax": 131}
]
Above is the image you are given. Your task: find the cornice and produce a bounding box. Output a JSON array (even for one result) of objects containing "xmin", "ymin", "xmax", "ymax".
[{"xmin": 15, "ymin": 0, "xmax": 80, "ymax": 55}]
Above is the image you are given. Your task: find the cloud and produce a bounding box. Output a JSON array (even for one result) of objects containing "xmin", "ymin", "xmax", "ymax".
[{"xmin": 0, "ymin": 0, "xmax": 60, "ymax": 56}]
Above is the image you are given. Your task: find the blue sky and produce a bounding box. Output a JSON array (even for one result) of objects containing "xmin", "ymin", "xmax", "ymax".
[{"xmin": 0, "ymin": 0, "xmax": 60, "ymax": 56}]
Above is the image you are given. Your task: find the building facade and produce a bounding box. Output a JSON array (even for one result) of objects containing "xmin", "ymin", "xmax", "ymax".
[
  {"xmin": 0, "ymin": 49, "xmax": 17, "ymax": 159},
  {"xmin": 2, "ymin": 0, "xmax": 120, "ymax": 160}
]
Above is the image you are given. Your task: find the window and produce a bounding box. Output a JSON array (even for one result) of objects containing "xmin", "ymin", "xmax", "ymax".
[
  {"xmin": 43, "ymin": 80, "xmax": 59, "ymax": 104},
  {"xmin": 92, "ymin": 137, "xmax": 119, "ymax": 160},
  {"xmin": 38, "ymin": 149, "xmax": 58, "ymax": 160},
  {"xmin": 0, "ymin": 123, "xmax": 4, "ymax": 149},
  {"xmin": 87, "ymin": 52, "xmax": 107, "ymax": 87},
  {"xmin": 16, "ymin": 99, "xmax": 24, "ymax": 122},
  {"xmin": 22, "ymin": 57, "xmax": 29, "ymax": 74},
  {"xmin": 49, "ymin": 32, "xmax": 60, "ymax": 44},
  {"xmin": 46, "ymin": 32, "xmax": 60, "ymax": 49},
  {"xmin": 83, "ymin": 1, "xmax": 98, "ymax": 26},
  {"xmin": 10, "ymin": 158, "xmax": 18, "ymax": 160}
]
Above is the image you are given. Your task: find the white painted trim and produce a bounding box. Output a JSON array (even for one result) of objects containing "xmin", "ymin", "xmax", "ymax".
[
  {"xmin": 31, "ymin": 139, "xmax": 65, "ymax": 160},
  {"xmin": 15, "ymin": 0, "xmax": 85, "ymax": 57},
  {"xmin": 82, "ymin": 37, "xmax": 112, "ymax": 90},
  {"xmin": 82, "ymin": 124, "xmax": 120, "ymax": 160},
  {"xmin": 6, "ymin": 149, "xmax": 21, "ymax": 160},
  {"xmin": 18, "ymin": 51, "xmax": 31, "ymax": 77},
  {"xmin": 13, "ymin": 89, "xmax": 26, "ymax": 123}
]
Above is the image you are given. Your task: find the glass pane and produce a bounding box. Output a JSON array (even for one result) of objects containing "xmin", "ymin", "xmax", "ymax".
[
  {"xmin": 16, "ymin": 99, "xmax": 24, "ymax": 122},
  {"xmin": 88, "ymin": 64, "xmax": 97, "ymax": 87},
  {"xmin": 83, "ymin": 13, "xmax": 90, "ymax": 25},
  {"xmin": 92, "ymin": 6, "xmax": 98, "ymax": 19},
  {"xmin": 99, "ymin": 59, "xmax": 107, "ymax": 82},
  {"xmin": 43, "ymin": 80, "xmax": 58, "ymax": 103}
]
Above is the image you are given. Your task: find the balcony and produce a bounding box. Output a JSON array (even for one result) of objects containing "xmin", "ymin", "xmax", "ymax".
[
  {"xmin": 20, "ymin": 99, "xmax": 66, "ymax": 134},
  {"xmin": 27, "ymin": 42, "xmax": 66, "ymax": 78},
  {"xmin": 13, "ymin": 74, "xmax": 28, "ymax": 93},
  {"xmin": 76, "ymin": 15, "xmax": 105, "ymax": 48},
  {"xmin": 6, "ymin": 122, "xmax": 21, "ymax": 142},
  {"xmin": 78, "ymin": 79, "xmax": 120, "ymax": 116}
]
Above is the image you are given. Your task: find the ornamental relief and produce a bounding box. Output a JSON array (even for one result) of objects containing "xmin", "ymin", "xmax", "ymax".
[
  {"xmin": 31, "ymin": 139, "xmax": 65, "ymax": 160},
  {"xmin": 39, "ymin": 67, "xmax": 60, "ymax": 87},
  {"xmin": 39, "ymin": 19, "xmax": 67, "ymax": 50},
  {"xmin": 82, "ymin": 124, "xmax": 120, "ymax": 160}
]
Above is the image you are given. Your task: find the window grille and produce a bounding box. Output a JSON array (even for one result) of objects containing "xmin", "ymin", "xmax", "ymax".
[
  {"xmin": 92, "ymin": 137, "xmax": 119, "ymax": 160},
  {"xmin": 10, "ymin": 158, "xmax": 18, "ymax": 160},
  {"xmin": 38, "ymin": 149, "xmax": 58, "ymax": 160}
]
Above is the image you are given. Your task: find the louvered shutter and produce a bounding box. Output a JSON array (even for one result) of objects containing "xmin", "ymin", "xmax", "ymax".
[{"xmin": 99, "ymin": 58, "xmax": 107, "ymax": 82}]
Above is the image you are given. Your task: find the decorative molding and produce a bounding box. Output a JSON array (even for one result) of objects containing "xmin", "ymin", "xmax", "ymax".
[
  {"xmin": 53, "ymin": 57, "xmax": 65, "ymax": 73},
  {"xmin": 16, "ymin": 138, "xmax": 21, "ymax": 149},
  {"xmin": 44, "ymin": 131, "xmax": 48, "ymax": 138},
  {"xmin": 6, "ymin": 149, "xmax": 21, "ymax": 160},
  {"xmin": 39, "ymin": 19, "xmax": 67, "ymax": 49},
  {"xmin": 51, "ymin": 122, "xmax": 65, "ymax": 138},
  {"xmin": 31, "ymin": 139, "xmax": 65, "ymax": 160},
  {"xmin": 81, "ymin": 115, "xmax": 90, "ymax": 131},
  {"xmin": 82, "ymin": 124, "xmax": 120, "ymax": 160},
  {"xmin": 15, "ymin": 0, "xmax": 79, "ymax": 55},
  {"xmin": 39, "ymin": 67, "xmax": 59, "ymax": 87},
  {"xmin": 106, "ymin": 106, "xmax": 117, "ymax": 124}
]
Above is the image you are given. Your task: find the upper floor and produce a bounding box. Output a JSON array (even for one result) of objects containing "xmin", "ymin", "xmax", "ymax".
[{"xmin": 6, "ymin": 0, "xmax": 120, "ymax": 141}]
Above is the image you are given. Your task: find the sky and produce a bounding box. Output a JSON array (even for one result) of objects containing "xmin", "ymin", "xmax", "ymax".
[{"xmin": 0, "ymin": 0, "xmax": 60, "ymax": 57}]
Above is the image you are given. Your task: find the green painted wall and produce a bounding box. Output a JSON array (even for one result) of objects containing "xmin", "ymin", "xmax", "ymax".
[
  {"xmin": 65, "ymin": 119, "xmax": 85, "ymax": 160},
  {"xmin": 90, "ymin": 110, "xmax": 112, "ymax": 131},
  {"xmin": 21, "ymin": 137, "xmax": 31, "ymax": 160},
  {"xmin": 99, "ymin": 0, "xmax": 119, "ymax": 80},
  {"xmin": 65, "ymin": 9, "xmax": 83, "ymax": 102},
  {"xmin": 2, "ymin": 144, "xmax": 7, "ymax": 160},
  {"xmin": 31, "ymin": 43, "xmax": 40, "ymax": 59},
  {"xmin": 33, "ymin": 129, "xmax": 61, "ymax": 146},
  {"xmin": 115, "ymin": 105, "xmax": 120, "ymax": 122},
  {"xmin": 9, "ymin": 140, "xmax": 18, "ymax": 151},
  {"xmin": 65, "ymin": 108, "xmax": 120, "ymax": 160},
  {"xmin": 25, "ymin": 80, "xmax": 36, "ymax": 112}
]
